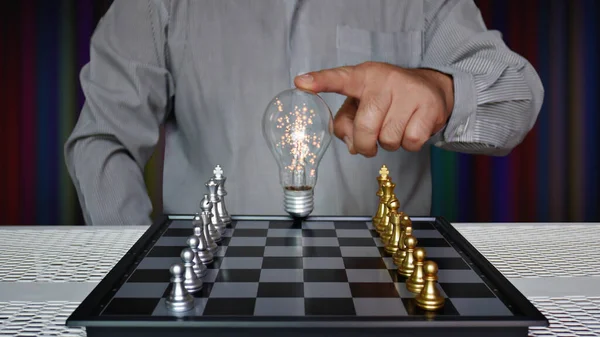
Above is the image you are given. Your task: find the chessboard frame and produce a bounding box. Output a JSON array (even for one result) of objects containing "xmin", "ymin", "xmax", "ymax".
[{"xmin": 66, "ymin": 214, "xmax": 548, "ymax": 336}]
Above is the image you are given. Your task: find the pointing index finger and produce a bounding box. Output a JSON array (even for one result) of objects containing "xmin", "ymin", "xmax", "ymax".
[{"xmin": 294, "ymin": 65, "xmax": 366, "ymax": 98}]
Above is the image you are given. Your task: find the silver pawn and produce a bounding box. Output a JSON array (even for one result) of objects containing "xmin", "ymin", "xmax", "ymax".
[
  {"xmin": 181, "ymin": 248, "xmax": 203, "ymax": 293},
  {"xmin": 212, "ymin": 165, "xmax": 232, "ymax": 225},
  {"xmin": 191, "ymin": 212, "xmax": 203, "ymax": 228},
  {"xmin": 206, "ymin": 179, "xmax": 226, "ymax": 234},
  {"xmin": 165, "ymin": 263, "xmax": 194, "ymax": 312},
  {"xmin": 201, "ymin": 194, "xmax": 222, "ymax": 242},
  {"xmin": 186, "ymin": 235, "xmax": 207, "ymax": 277},
  {"xmin": 193, "ymin": 224, "xmax": 214, "ymax": 264}
]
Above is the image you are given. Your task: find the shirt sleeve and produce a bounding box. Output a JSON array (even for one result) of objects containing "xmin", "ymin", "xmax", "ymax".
[
  {"xmin": 421, "ymin": 0, "xmax": 544, "ymax": 156},
  {"xmin": 64, "ymin": 0, "xmax": 174, "ymax": 226}
]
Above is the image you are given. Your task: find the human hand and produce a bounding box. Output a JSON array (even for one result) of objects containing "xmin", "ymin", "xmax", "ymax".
[{"xmin": 294, "ymin": 62, "xmax": 454, "ymax": 157}]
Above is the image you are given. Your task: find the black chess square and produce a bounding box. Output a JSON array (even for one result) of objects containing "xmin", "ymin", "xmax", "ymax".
[
  {"xmin": 304, "ymin": 269, "xmax": 348, "ymax": 282},
  {"xmin": 233, "ymin": 229, "xmax": 268, "ymax": 237},
  {"xmin": 102, "ymin": 298, "xmax": 160, "ymax": 316},
  {"xmin": 334, "ymin": 221, "xmax": 369, "ymax": 229},
  {"xmin": 128, "ymin": 269, "xmax": 171, "ymax": 283},
  {"xmin": 162, "ymin": 228, "xmax": 193, "ymax": 237},
  {"xmin": 266, "ymin": 237, "xmax": 302, "ymax": 246},
  {"xmin": 302, "ymin": 229, "xmax": 337, "ymax": 237},
  {"xmin": 224, "ymin": 246, "xmax": 265, "ymax": 257},
  {"xmin": 161, "ymin": 282, "xmax": 214, "ymax": 298},
  {"xmin": 269, "ymin": 220, "xmax": 301, "ymax": 229},
  {"xmin": 215, "ymin": 269, "xmax": 261, "ymax": 282},
  {"xmin": 304, "ymin": 298, "xmax": 356, "ymax": 315},
  {"xmin": 349, "ymin": 282, "xmax": 400, "ymax": 298},
  {"xmin": 218, "ymin": 237, "xmax": 231, "ymax": 246},
  {"xmin": 302, "ymin": 247, "xmax": 342, "ymax": 257},
  {"xmin": 338, "ymin": 238, "xmax": 377, "ymax": 247},
  {"xmin": 203, "ymin": 298, "xmax": 256, "ymax": 315},
  {"xmin": 257, "ymin": 282, "xmax": 304, "ymax": 297},
  {"xmin": 402, "ymin": 298, "xmax": 459, "ymax": 315},
  {"xmin": 343, "ymin": 257, "xmax": 387, "ymax": 269},
  {"xmin": 262, "ymin": 257, "xmax": 303, "ymax": 269},
  {"xmin": 147, "ymin": 246, "xmax": 182, "ymax": 258},
  {"xmin": 434, "ymin": 258, "xmax": 471, "ymax": 270},
  {"xmin": 439, "ymin": 283, "xmax": 496, "ymax": 298},
  {"xmin": 417, "ymin": 238, "xmax": 450, "ymax": 247},
  {"xmin": 411, "ymin": 221, "xmax": 435, "ymax": 230}
]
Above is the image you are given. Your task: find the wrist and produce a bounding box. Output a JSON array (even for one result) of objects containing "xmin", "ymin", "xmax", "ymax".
[{"xmin": 418, "ymin": 68, "xmax": 455, "ymax": 120}]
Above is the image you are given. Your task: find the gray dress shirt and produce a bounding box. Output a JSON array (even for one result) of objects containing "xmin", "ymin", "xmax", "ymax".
[{"xmin": 64, "ymin": 0, "xmax": 544, "ymax": 226}]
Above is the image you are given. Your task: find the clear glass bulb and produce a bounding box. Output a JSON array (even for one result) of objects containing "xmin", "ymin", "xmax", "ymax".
[{"xmin": 262, "ymin": 88, "xmax": 334, "ymax": 218}]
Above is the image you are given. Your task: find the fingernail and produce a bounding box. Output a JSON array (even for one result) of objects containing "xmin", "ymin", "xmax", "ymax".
[
  {"xmin": 343, "ymin": 136, "xmax": 354, "ymax": 153},
  {"xmin": 297, "ymin": 73, "xmax": 313, "ymax": 82}
]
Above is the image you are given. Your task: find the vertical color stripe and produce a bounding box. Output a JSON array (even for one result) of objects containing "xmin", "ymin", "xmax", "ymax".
[
  {"xmin": 583, "ymin": 0, "xmax": 598, "ymax": 220},
  {"xmin": 568, "ymin": 0, "xmax": 584, "ymax": 220},
  {"xmin": 6, "ymin": 1, "xmax": 21, "ymax": 225},
  {"xmin": 536, "ymin": 2, "xmax": 551, "ymax": 222},
  {"xmin": 20, "ymin": 0, "xmax": 36, "ymax": 225},
  {"xmin": 548, "ymin": 0, "xmax": 567, "ymax": 221},
  {"xmin": 490, "ymin": 0, "xmax": 511, "ymax": 222},
  {"xmin": 60, "ymin": 0, "xmax": 76, "ymax": 225}
]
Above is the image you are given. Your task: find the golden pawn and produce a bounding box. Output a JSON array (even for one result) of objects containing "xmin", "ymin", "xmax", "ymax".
[
  {"xmin": 406, "ymin": 247, "xmax": 426, "ymax": 293},
  {"xmin": 398, "ymin": 234, "xmax": 417, "ymax": 277},
  {"xmin": 381, "ymin": 196, "xmax": 400, "ymax": 243},
  {"xmin": 415, "ymin": 261, "xmax": 445, "ymax": 311},
  {"xmin": 376, "ymin": 181, "xmax": 395, "ymax": 233},
  {"xmin": 372, "ymin": 165, "xmax": 389, "ymax": 226},
  {"xmin": 393, "ymin": 225, "xmax": 412, "ymax": 266},
  {"xmin": 384, "ymin": 210, "xmax": 401, "ymax": 254}
]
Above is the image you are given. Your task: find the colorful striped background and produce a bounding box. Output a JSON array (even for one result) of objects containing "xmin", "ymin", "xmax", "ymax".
[{"xmin": 0, "ymin": 0, "xmax": 598, "ymax": 225}]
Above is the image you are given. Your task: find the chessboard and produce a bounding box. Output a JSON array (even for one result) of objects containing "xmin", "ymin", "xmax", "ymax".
[
  {"xmin": 66, "ymin": 214, "xmax": 548, "ymax": 336},
  {"xmin": 66, "ymin": 165, "xmax": 548, "ymax": 337}
]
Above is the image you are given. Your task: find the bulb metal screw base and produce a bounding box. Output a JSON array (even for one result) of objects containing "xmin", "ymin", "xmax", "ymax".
[{"xmin": 283, "ymin": 188, "xmax": 314, "ymax": 218}]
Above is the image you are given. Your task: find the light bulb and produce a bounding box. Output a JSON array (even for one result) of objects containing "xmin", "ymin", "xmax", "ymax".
[{"xmin": 262, "ymin": 88, "xmax": 334, "ymax": 218}]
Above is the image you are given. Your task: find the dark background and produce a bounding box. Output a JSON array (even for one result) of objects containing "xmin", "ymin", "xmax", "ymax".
[{"xmin": 0, "ymin": 0, "xmax": 598, "ymax": 225}]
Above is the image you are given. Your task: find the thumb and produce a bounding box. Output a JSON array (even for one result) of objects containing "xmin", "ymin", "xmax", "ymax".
[{"xmin": 294, "ymin": 65, "xmax": 365, "ymax": 98}]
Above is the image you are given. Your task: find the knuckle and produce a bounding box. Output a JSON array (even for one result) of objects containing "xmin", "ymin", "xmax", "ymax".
[
  {"xmin": 402, "ymin": 126, "xmax": 427, "ymax": 151},
  {"xmin": 378, "ymin": 121, "xmax": 404, "ymax": 151}
]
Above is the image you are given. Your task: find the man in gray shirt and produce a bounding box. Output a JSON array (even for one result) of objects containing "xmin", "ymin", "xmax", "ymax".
[{"xmin": 64, "ymin": 0, "xmax": 543, "ymax": 226}]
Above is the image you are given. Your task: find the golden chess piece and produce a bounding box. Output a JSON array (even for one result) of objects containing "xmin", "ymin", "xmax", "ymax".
[
  {"xmin": 398, "ymin": 234, "xmax": 417, "ymax": 277},
  {"xmin": 381, "ymin": 195, "xmax": 400, "ymax": 243},
  {"xmin": 384, "ymin": 210, "xmax": 401, "ymax": 254},
  {"xmin": 415, "ymin": 261, "xmax": 445, "ymax": 311},
  {"xmin": 376, "ymin": 181, "xmax": 395, "ymax": 233},
  {"xmin": 406, "ymin": 247, "xmax": 426, "ymax": 293},
  {"xmin": 393, "ymin": 225, "xmax": 412, "ymax": 266},
  {"xmin": 372, "ymin": 165, "xmax": 390, "ymax": 226}
]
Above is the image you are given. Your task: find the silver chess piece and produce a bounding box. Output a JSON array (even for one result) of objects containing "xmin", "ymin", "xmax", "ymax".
[
  {"xmin": 193, "ymin": 224, "xmax": 214, "ymax": 264},
  {"xmin": 200, "ymin": 194, "xmax": 222, "ymax": 242},
  {"xmin": 186, "ymin": 235, "xmax": 207, "ymax": 277},
  {"xmin": 212, "ymin": 165, "xmax": 232, "ymax": 225},
  {"xmin": 165, "ymin": 263, "xmax": 195, "ymax": 312},
  {"xmin": 206, "ymin": 178, "xmax": 226, "ymax": 234},
  {"xmin": 181, "ymin": 248, "xmax": 203, "ymax": 293}
]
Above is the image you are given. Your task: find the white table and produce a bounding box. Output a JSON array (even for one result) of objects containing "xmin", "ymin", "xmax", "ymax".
[{"xmin": 0, "ymin": 223, "xmax": 599, "ymax": 336}]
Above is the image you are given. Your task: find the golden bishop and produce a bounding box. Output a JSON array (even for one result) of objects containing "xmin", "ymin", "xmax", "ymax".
[
  {"xmin": 384, "ymin": 210, "xmax": 401, "ymax": 254},
  {"xmin": 381, "ymin": 195, "xmax": 399, "ymax": 244}
]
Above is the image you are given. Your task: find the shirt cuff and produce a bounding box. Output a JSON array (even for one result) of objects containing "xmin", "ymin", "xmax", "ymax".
[{"xmin": 420, "ymin": 65, "xmax": 477, "ymax": 145}]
